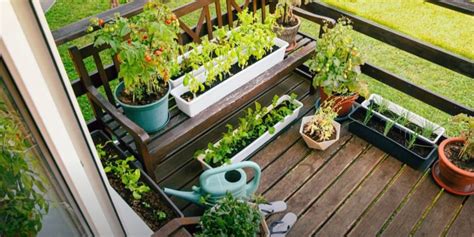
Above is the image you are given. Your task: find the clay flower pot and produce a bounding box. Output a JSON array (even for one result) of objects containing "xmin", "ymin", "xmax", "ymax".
[
  {"xmin": 277, "ymin": 16, "xmax": 301, "ymax": 52},
  {"xmin": 319, "ymin": 87, "xmax": 358, "ymax": 117},
  {"xmin": 299, "ymin": 116, "xmax": 341, "ymax": 150},
  {"xmin": 432, "ymin": 137, "xmax": 474, "ymax": 195}
]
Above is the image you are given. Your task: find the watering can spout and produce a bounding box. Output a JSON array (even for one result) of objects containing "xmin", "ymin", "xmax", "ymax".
[{"xmin": 164, "ymin": 187, "xmax": 201, "ymax": 205}]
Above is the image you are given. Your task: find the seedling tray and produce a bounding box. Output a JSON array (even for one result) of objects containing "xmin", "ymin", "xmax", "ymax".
[
  {"xmin": 361, "ymin": 94, "xmax": 445, "ymax": 144},
  {"xmin": 348, "ymin": 106, "xmax": 438, "ymax": 171}
]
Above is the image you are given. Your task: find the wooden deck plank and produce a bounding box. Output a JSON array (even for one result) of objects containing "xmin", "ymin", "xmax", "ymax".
[
  {"xmin": 447, "ymin": 196, "xmax": 474, "ymax": 237},
  {"xmin": 266, "ymin": 137, "xmax": 369, "ymax": 224},
  {"xmin": 289, "ymin": 146, "xmax": 387, "ymax": 236},
  {"xmin": 381, "ymin": 174, "xmax": 441, "ymax": 236},
  {"xmin": 414, "ymin": 191, "xmax": 465, "ymax": 237},
  {"xmin": 262, "ymin": 134, "xmax": 352, "ymax": 201},
  {"xmin": 315, "ymin": 156, "xmax": 403, "ymax": 236},
  {"xmin": 348, "ymin": 165, "xmax": 424, "ymax": 237}
]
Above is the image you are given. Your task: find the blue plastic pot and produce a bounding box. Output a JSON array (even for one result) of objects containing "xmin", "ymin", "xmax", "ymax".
[{"xmin": 114, "ymin": 81, "xmax": 170, "ymax": 133}]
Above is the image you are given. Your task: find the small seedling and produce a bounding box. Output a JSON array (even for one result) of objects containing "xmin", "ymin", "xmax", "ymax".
[
  {"xmin": 420, "ymin": 121, "xmax": 439, "ymax": 139},
  {"xmin": 376, "ymin": 99, "xmax": 389, "ymax": 114},
  {"xmin": 406, "ymin": 130, "xmax": 419, "ymax": 150},
  {"xmin": 383, "ymin": 119, "xmax": 396, "ymax": 136},
  {"xmin": 363, "ymin": 104, "xmax": 375, "ymax": 125},
  {"xmin": 397, "ymin": 112, "xmax": 411, "ymax": 127}
]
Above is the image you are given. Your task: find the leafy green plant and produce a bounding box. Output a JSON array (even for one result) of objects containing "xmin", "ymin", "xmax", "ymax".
[
  {"xmin": 363, "ymin": 104, "xmax": 375, "ymax": 125},
  {"xmin": 406, "ymin": 130, "xmax": 419, "ymax": 150},
  {"xmin": 0, "ymin": 98, "xmax": 49, "ymax": 236},
  {"xmin": 104, "ymin": 156, "xmax": 150, "ymax": 199},
  {"xmin": 90, "ymin": 0, "xmax": 180, "ymax": 103},
  {"xmin": 183, "ymin": 9, "xmax": 277, "ymax": 99},
  {"xmin": 383, "ymin": 119, "xmax": 396, "ymax": 136},
  {"xmin": 397, "ymin": 112, "xmax": 411, "ymax": 127},
  {"xmin": 303, "ymin": 99, "xmax": 339, "ymax": 141},
  {"xmin": 196, "ymin": 193, "xmax": 262, "ymax": 237},
  {"xmin": 452, "ymin": 114, "xmax": 474, "ymax": 162},
  {"xmin": 195, "ymin": 94, "xmax": 298, "ymax": 167},
  {"xmin": 308, "ymin": 18, "xmax": 368, "ymax": 97}
]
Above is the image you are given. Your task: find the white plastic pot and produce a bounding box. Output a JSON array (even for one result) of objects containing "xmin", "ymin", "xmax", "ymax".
[
  {"xmin": 361, "ymin": 94, "xmax": 445, "ymax": 144},
  {"xmin": 197, "ymin": 95, "xmax": 303, "ymax": 169},
  {"xmin": 170, "ymin": 37, "xmax": 289, "ymax": 117},
  {"xmin": 299, "ymin": 116, "xmax": 341, "ymax": 150}
]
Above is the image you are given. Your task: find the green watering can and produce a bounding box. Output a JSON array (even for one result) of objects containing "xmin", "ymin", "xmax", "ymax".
[{"xmin": 164, "ymin": 161, "xmax": 261, "ymax": 206}]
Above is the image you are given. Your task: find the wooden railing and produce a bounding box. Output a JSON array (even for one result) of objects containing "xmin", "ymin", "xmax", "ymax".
[{"xmin": 53, "ymin": 0, "xmax": 473, "ymax": 117}]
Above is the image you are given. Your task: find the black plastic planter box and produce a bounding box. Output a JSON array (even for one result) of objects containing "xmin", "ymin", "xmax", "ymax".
[
  {"xmin": 90, "ymin": 130, "xmax": 184, "ymax": 229},
  {"xmin": 348, "ymin": 106, "xmax": 437, "ymax": 171}
]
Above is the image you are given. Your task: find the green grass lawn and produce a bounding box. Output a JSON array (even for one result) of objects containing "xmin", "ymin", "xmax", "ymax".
[{"xmin": 45, "ymin": 0, "xmax": 472, "ymax": 136}]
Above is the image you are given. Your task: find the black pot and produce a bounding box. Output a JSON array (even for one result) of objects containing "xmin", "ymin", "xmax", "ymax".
[
  {"xmin": 348, "ymin": 106, "xmax": 437, "ymax": 171},
  {"xmin": 90, "ymin": 130, "xmax": 184, "ymax": 227}
]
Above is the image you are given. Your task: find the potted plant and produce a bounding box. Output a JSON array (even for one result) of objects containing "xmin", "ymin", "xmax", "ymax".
[
  {"xmin": 171, "ymin": 9, "xmax": 288, "ymax": 117},
  {"xmin": 300, "ymin": 100, "xmax": 341, "ymax": 150},
  {"xmin": 91, "ymin": 131, "xmax": 183, "ymax": 233},
  {"xmin": 195, "ymin": 94, "xmax": 303, "ymax": 169},
  {"xmin": 196, "ymin": 193, "xmax": 269, "ymax": 237},
  {"xmin": 432, "ymin": 114, "xmax": 474, "ymax": 195},
  {"xmin": 89, "ymin": 1, "xmax": 181, "ymax": 132},
  {"xmin": 307, "ymin": 18, "xmax": 368, "ymax": 116},
  {"xmin": 348, "ymin": 105, "xmax": 438, "ymax": 171},
  {"xmin": 274, "ymin": 0, "xmax": 308, "ymax": 51}
]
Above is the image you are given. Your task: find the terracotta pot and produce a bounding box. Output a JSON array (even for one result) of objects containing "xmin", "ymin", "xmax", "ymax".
[
  {"xmin": 432, "ymin": 137, "xmax": 474, "ymax": 195},
  {"xmin": 276, "ymin": 16, "xmax": 301, "ymax": 52},
  {"xmin": 318, "ymin": 87, "xmax": 358, "ymax": 117},
  {"xmin": 299, "ymin": 116, "xmax": 341, "ymax": 150}
]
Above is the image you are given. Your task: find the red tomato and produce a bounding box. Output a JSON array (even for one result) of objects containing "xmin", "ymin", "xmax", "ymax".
[
  {"xmin": 144, "ymin": 54, "xmax": 152, "ymax": 62},
  {"xmin": 98, "ymin": 19, "xmax": 104, "ymax": 26}
]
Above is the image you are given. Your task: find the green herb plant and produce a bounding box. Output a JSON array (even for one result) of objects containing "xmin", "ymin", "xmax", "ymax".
[
  {"xmin": 383, "ymin": 119, "xmax": 396, "ymax": 136},
  {"xmin": 307, "ymin": 18, "xmax": 368, "ymax": 97},
  {"xmin": 303, "ymin": 99, "xmax": 339, "ymax": 141},
  {"xmin": 406, "ymin": 130, "xmax": 419, "ymax": 150},
  {"xmin": 0, "ymin": 97, "xmax": 49, "ymax": 236},
  {"xmin": 90, "ymin": 0, "xmax": 180, "ymax": 103},
  {"xmin": 397, "ymin": 112, "xmax": 411, "ymax": 127},
  {"xmin": 363, "ymin": 104, "xmax": 375, "ymax": 125},
  {"xmin": 420, "ymin": 121, "xmax": 440, "ymax": 140},
  {"xmin": 376, "ymin": 99, "xmax": 389, "ymax": 115},
  {"xmin": 195, "ymin": 94, "xmax": 298, "ymax": 167},
  {"xmin": 452, "ymin": 114, "xmax": 474, "ymax": 162},
  {"xmin": 196, "ymin": 193, "xmax": 262, "ymax": 237},
  {"xmin": 97, "ymin": 145, "xmax": 167, "ymax": 221},
  {"xmin": 183, "ymin": 9, "xmax": 277, "ymax": 99}
]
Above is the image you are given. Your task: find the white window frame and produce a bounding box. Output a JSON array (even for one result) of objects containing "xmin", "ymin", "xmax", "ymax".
[{"xmin": 1, "ymin": 1, "xmax": 125, "ymax": 236}]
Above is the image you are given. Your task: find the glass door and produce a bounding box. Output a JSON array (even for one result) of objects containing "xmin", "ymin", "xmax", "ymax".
[{"xmin": 0, "ymin": 58, "xmax": 92, "ymax": 236}]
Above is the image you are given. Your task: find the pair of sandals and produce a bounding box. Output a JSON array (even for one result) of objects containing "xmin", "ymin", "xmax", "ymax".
[{"xmin": 259, "ymin": 201, "xmax": 297, "ymax": 237}]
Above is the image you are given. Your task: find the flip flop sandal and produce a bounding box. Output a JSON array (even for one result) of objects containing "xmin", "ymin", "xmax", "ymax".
[
  {"xmin": 259, "ymin": 201, "xmax": 287, "ymax": 217},
  {"xmin": 269, "ymin": 212, "xmax": 297, "ymax": 237}
]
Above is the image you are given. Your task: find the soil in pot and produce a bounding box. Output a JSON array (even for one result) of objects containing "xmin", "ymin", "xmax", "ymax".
[
  {"xmin": 99, "ymin": 142, "xmax": 177, "ymax": 231},
  {"xmin": 444, "ymin": 141, "xmax": 474, "ymax": 172},
  {"xmin": 302, "ymin": 123, "xmax": 336, "ymax": 142},
  {"xmin": 351, "ymin": 108, "xmax": 432, "ymax": 157},
  {"xmin": 180, "ymin": 45, "xmax": 279, "ymax": 102},
  {"xmin": 368, "ymin": 101, "xmax": 438, "ymax": 140},
  {"xmin": 205, "ymin": 100, "xmax": 297, "ymax": 168},
  {"xmin": 118, "ymin": 81, "xmax": 169, "ymax": 106}
]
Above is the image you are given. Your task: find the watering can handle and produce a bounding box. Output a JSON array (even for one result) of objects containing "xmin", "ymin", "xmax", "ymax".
[{"xmin": 200, "ymin": 161, "xmax": 261, "ymax": 195}]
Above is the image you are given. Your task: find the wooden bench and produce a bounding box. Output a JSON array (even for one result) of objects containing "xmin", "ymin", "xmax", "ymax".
[{"xmin": 69, "ymin": 0, "xmax": 334, "ymax": 178}]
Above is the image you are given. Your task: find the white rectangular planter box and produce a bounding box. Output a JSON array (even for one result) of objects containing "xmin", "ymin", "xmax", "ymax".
[
  {"xmin": 170, "ymin": 37, "xmax": 289, "ymax": 117},
  {"xmin": 197, "ymin": 95, "xmax": 303, "ymax": 169},
  {"xmin": 361, "ymin": 94, "xmax": 445, "ymax": 144}
]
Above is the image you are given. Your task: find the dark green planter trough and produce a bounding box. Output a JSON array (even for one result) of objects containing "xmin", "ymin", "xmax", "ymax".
[{"xmin": 114, "ymin": 81, "xmax": 170, "ymax": 133}]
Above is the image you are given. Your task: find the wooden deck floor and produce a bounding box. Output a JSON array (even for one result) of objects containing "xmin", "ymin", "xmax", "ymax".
[{"xmin": 155, "ymin": 72, "xmax": 473, "ymax": 236}]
